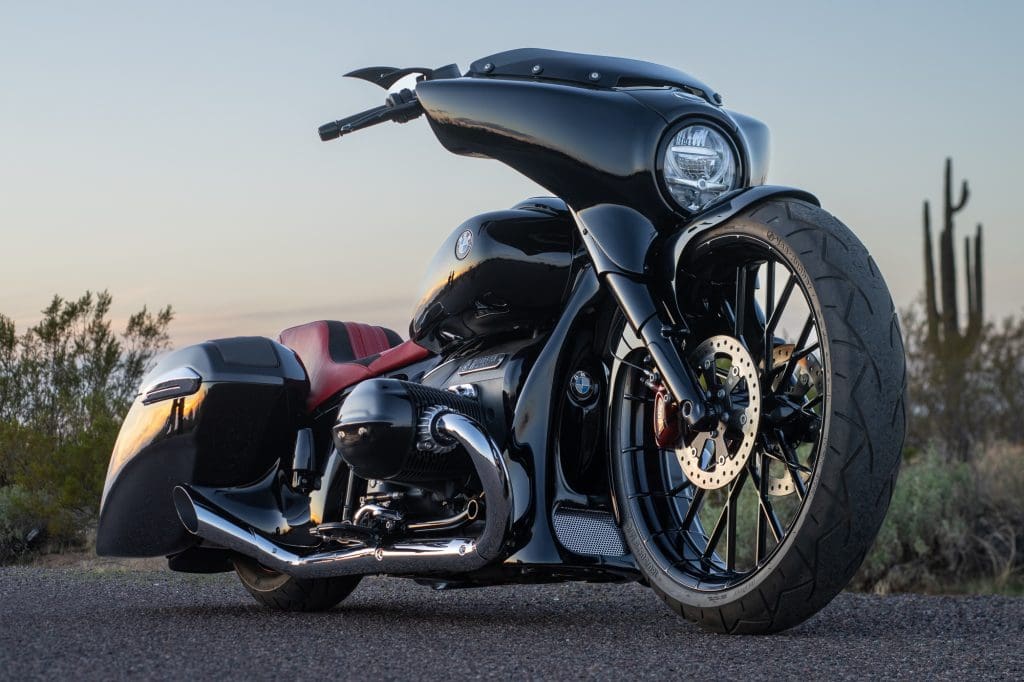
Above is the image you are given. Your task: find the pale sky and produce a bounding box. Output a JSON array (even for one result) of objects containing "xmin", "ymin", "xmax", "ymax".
[{"xmin": 2, "ymin": 1, "xmax": 1022, "ymax": 345}]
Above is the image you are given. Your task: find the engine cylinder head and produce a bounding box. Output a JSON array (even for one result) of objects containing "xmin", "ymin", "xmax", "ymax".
[{"xmin": 333, "ymin": 378, "xmax": 482, "ymax": 482}]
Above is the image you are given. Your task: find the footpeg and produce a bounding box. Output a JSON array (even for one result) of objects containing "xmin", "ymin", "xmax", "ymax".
[{"xmin": 311, "ymin": 521, "xmax": 379, "ymax": 544}]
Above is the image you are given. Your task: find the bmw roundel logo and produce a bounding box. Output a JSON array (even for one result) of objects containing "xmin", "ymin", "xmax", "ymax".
[
  {"xmin": 569, "ymin": 370, "xmax": 598, "ymax": 402},
  {"xmin": 455, "ymin": 229, "xmax": 474, "ymax": 260}
]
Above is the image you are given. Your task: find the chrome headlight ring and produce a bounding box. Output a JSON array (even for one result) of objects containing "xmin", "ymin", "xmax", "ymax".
[{"xmin": 657, "ymin": 119, "xmax": 745, "ymax": 216}]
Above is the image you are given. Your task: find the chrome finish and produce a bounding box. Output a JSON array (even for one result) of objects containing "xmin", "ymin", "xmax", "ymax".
[
  {"xmin": 433, "ymin": 412, "xmax": 512, "ymax": 561},
  {"xmin": 407, "ymin": 508, "xmax": 471, "ymax": 532},
  {"xmin": 406, "ymin": 495, "xmax": 482, "ymax": 533},
  {"xmin": 140, "ymin": 367, "xmax": 201, "ymax": 404},
  {"xmin": 457, "ymin": 353, "xmax": 506, "ymax": 375},
  {"xmin": 667, "ymin": 176, "xmax": 729, "ymax": 192},
  {"xmin": 173, "ymin": 413, "xmax": 514, "ymax": 579},
  {"xmin": 670, "ymin": 144, "xmax": 716, "ymax": 157},
  {"xmin": 447, "ymin": 383, "xmax": 478, "ymax": 400},
  {"xmin": 353, "ymin": 504, "xmax": 404, "ymax": 527}
]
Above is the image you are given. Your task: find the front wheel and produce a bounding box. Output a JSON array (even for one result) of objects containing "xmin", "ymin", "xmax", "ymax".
[{"xmin": 610, "ymin": 198, "xmax": 905, "ymax": 634}]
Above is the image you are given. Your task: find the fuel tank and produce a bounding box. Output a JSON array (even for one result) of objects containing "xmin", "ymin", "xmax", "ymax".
[{"xmin": 410, "ymin": 198, "xmax": 578, "ymax": 354}]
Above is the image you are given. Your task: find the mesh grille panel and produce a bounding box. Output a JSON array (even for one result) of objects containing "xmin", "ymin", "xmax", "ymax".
[{"xmin": 552, "ymin": 506, "xmax": 627, "ymax": 556}]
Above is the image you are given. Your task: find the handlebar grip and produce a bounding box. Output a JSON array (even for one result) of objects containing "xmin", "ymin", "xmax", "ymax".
[
  {"xmin": 318, "ymin": 104, "xmax": 391, "ymax": 142},
  {"xmin": 318, "ymin": 100, "xmax": 423, "ymax": 142},
  {"xmin": 318, "ymin": 121, "xmax": 344, "ymax": 141}
]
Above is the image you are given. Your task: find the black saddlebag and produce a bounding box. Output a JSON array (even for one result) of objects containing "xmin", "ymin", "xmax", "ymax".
[{"xmin": 95, "ymin": 337, "xmax": 309, "ymax": 557}]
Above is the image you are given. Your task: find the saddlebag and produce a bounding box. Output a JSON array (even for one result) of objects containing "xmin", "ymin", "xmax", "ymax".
[{"xmin": 95, "ymin": 337, "xmax": 309, "ymax": 557}]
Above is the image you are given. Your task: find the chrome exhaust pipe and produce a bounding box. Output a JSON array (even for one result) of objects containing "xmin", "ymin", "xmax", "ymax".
[{"xmin": 173, "ymin": 412, "xmax": 513, "ymax": 579}]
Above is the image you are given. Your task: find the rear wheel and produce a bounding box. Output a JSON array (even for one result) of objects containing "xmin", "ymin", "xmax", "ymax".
[
  {"xmin": 233, "ymin": 558, "xmax": 361, "ymax": 611},
  {"xmin": 610, "ymin": 199, "xmax": 905, "ymax": 633}
]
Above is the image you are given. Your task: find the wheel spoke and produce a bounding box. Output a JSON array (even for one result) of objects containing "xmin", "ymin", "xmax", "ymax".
[
  {"xmin": 763, "ymin": 260, "xmax": 776, "ymax": 380},
  {"xmin": 748, "ymin": 460, "xmax": 785, "ymax": 549},
  {"xmin": 773, "ymin": 316, "xmax": 815, "ymax": 388},
  {"xmin": 755, "ymin": 452, "xmax": 769, "ymax": 562},
  {"xmin": 735, "ymin": 266, "xmax": 748, "ymax": 341},
  {"xmin": 765, "ymin": 274, "xmax": 797, "ymax": 337},
  {"xmin": 776, "ymin": 432, "xmax": 809, "ymax": 500},
  {"xmin": 726, "ymin": 486, "xmax": 738, "ymax": 571},
  {"xmin": 702, "ymin": 469, "xmax": 748, "ymax": 561},
  {"xmin": 679, "ymin": 487, "xmax": 706, "ymax": 531}
]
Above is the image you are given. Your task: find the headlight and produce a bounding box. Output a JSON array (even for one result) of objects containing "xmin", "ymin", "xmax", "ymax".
[{"xmin": 661, "ymin": 123, "xmax": 740, "ymax": 213}]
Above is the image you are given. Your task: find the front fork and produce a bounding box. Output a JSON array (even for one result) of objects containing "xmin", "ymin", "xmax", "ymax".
[{"xmin": 573, "ymin": 204, "xmax": 707, "ymax": 426}]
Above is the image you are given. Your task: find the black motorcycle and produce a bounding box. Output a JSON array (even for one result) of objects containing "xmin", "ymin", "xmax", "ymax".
[{"xmin": 97, "ymin": 49, "xmax": 905, "ymax": 634}]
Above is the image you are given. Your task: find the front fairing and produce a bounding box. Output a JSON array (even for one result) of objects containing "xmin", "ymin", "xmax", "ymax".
[{"xmin": 416, "ymin": 76, "xmax": 766, "ymax": 229}]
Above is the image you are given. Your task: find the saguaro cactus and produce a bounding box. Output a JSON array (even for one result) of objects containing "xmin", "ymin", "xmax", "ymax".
[
  {"xmin": 920, "ymin": 158, "xmax": 985, "ymax": 460},
  {"xmin": 922, "ymin": 157, "xmax": 984, "ymax": 355}
]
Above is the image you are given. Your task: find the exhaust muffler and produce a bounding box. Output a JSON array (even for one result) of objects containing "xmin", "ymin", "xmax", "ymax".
[{"xmin": 173, "ymin": 411, "xmax": 513, "ymax": 579}]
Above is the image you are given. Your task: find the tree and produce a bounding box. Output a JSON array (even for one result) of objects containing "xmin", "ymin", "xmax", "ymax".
[{"xmin": 0, "ymin": 292, "xmax": 172, "ymax": 545}]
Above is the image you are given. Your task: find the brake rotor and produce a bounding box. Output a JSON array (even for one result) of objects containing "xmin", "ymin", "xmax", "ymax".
[
  {"xmin": 765, "ymin": 344, "xmax": 822, "ymax": 496},
  {"xmin": 675, "ymin": 336, "xmax": 761, "ymax": 490}
]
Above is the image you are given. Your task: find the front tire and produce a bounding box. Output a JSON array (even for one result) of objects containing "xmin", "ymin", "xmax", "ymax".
[
  {"xmin": 610, "ymin": 198, "xmax": 905, "ymax": 634},
  {"xmin": 233, "ymin": 558, "xmax": 361, "ymax": 611}
]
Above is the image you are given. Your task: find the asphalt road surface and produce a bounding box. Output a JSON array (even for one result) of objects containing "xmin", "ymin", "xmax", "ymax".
[{"xmin": 1, "ymin": 566, "xmax": 1022, "ymax": 679}]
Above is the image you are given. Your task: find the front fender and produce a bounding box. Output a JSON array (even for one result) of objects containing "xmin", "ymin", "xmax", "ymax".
[{"xmin": 658, "ymin": 185, "xmax": 819, "ymax": 286}]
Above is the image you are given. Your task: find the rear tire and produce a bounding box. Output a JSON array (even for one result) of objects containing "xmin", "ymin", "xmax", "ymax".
[
  {"xmin": 233, "ymin": 558, "xmax": 361, "ymax": 612},
  {"xmin": 611, "ymin": 198, "xmax": 905, "ymax": 634}
]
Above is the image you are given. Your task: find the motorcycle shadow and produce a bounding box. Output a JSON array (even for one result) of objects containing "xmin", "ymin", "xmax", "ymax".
[{"xmin": 145, "ymin": 580, "xmax": 987, "ymax": 639}]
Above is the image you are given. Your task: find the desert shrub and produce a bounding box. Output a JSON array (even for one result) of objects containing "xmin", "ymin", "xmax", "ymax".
[
  {"xmin": 854, "ymin": 450, "xmax": 973, "ymax": 592},
  {"xmin": 855, "ymin": 443, "xmax": 1024, "ymax": 593},
  {"xmin": 867, "ymin": 301, "xmax": 1024, "ymax": 591},
  {"xmin": 0, "ymin": 484, "xmax": 46, "ymax": 562},
  {"xmin": 0, "ymin": 292, "xmax": 172, "ymax": 556},
  {"xmin": 972, "ymin": 441, "xmax": 1024, "ymax": 586}
]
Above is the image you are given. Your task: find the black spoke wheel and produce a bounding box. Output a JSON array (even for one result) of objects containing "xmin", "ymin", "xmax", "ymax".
[{"xmin": 610, "ymin": 199, "xmax": 905, "ymax": 634}]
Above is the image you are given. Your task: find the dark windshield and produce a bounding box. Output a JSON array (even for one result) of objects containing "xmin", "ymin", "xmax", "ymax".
[{"xmin": 466, "ymin": 48, "xmax": 720, "ymax": 105}]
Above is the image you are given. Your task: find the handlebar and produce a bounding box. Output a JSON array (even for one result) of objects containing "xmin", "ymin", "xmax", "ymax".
[{"xmin": 318, "ymin": 96, "xmax": 423, "ymax": 142}]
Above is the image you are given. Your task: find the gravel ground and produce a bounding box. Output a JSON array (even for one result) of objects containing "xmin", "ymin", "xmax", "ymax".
[{"xmin": 1, "ymin": 565, "xmax": 1022, "ymax": 679}]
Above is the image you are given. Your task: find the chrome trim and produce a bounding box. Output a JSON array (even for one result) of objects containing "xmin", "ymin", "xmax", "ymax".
[
  {"xmin": 447, "ymin": 383, "xmax": 478, "ymax": 399},
  {"xmin": 407, "ymin": 508, "xmax": 471, "ymax": 532},
  {"xmin": 669, "ymin": 144, "xmax": 716, "ymax": 157},
  {"xmin": 173, "ymin": 413, "xmax": 513, "ymax": 579},
  {"xmin": 140, "ymin": 367, "xmax": 201, "ymax": 404},
  {"xmin": 352, "ymin": 503, "xmax": 403, "ymax": 527}
]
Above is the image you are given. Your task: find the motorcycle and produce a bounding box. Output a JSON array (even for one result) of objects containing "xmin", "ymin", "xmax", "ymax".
[{"xmin": 96, "ymin": 48, "xmax": 906, "ymax": 634}]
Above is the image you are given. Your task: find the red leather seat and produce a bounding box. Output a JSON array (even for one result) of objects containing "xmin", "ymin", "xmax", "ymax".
[{"xmin": 278, "ymin": 321, "xmax": 431, "ymax": 410}]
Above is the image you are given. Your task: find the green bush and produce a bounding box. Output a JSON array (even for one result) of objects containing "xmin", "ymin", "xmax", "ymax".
[
  {"xmin": 855, "ymin": 451, "xmax": 971, "ymax": 592},
  {"xmin": 855, "ymin": 444, "xmax": 1024, "ymax": 593},
  {"xmin": 0, "ymin": 292, "xmax": 172, "ymax": 558},
  {"xmin": 0, "ymin": 484, "xmax": 47, "ymax": 562}
]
